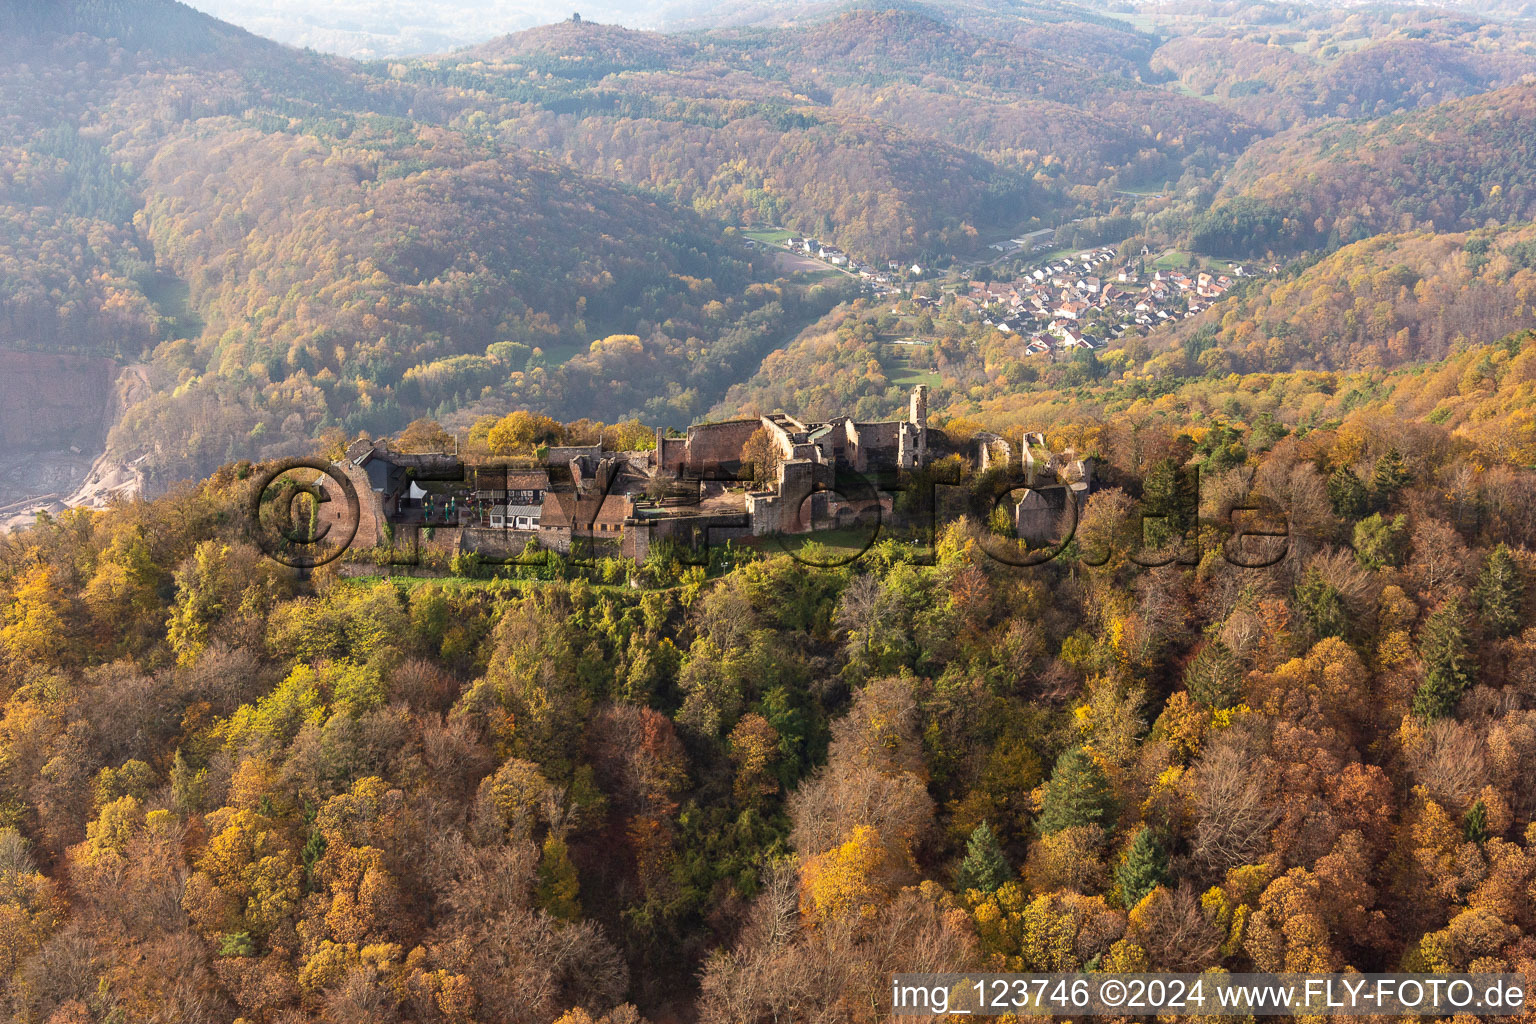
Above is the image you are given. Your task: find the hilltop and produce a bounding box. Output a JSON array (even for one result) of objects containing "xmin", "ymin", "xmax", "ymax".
[
  {"xmin": 1191, "ymin": 80, "xmax": 1536, "ymax": 256},
  {"xmin": 0, "ymin": 0, "xmax": 827, "ymax": 499},
  {"xmin": 0, "ymin": 0, "xmax": 270, "ymax": 57},
  {"xmin": 463, "ymin": 17, "xmax": 701, "ymax": 63},
  {"xmin": 433, "ymin": 7, "xmax": 1251, "ymax": 257}
]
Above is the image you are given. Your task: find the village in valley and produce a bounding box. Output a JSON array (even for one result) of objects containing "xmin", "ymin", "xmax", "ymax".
[
  {"xmin": 958, "ymin": 245, "xmax": 1269, "ymax": 356},
  {"xmin": 755, "ymin": 229, "xmax": 1279, "ymax": 361},
  {"xmin": 312, "ymin": 227, "xmax": 1280, "ymax": 576}
]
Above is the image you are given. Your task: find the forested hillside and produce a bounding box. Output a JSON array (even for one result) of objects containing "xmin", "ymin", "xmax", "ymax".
[
  {"xmin": 1164, "ymin": 225, "xmax": 1536, "ymax": 372},
  {"xmin": 447, "ymin": 8, "xmax": 1252, "ymax": 250},
  {"xmin": 13, "ymin": 0, "xmax": 1536, "ymax": 1017},
  {"xmin": 6, "ymin": 361, "xmax": 1536, "ymax": 1019},
  {"xmin": 1148, "ymin": 2, "xmax": 1536, "ymax": 131},
  {"xmin": 711, "ymin": 221, "xmax": 1536, "ymax": 463},
  {"xmin": 0, "ymin": 0, "xmax": 851, "ymax": 492},
  {"xmin": 0, "ymin": 0, "xmax": 1268, "ymax": 500},
  {"xmin": 11, "ymin": 0, "xmax": 1536, "ymax": 490},
  {"xmin": 1191, "ymin": 81, "xmax": 1536, "ymax": 256},
  {"xmin": 115, "ymin": 119, "xmax": 826, "ymax": 487}
]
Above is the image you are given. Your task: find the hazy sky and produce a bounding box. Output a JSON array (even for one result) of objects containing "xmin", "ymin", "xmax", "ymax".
[{"xmin": 182, "ymin": 0, "xmax": 678, "ymax": 57}]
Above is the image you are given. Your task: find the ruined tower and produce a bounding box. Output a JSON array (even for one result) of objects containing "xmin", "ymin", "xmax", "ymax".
[{"xmin": 908, "ymin": 384, "xmax": 928, "ymax": 465}]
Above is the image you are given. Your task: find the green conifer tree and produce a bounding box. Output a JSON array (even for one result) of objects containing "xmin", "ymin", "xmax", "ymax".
[
  {"xmin": 537, "ymin": 834, "xmax": 582, "ymax": 921},
  {"xmin": 1413, "ymin": 597, "xmax": 1474, "ymax": 721},
  {"xmin": 1186, "ymin": 637, "xmax": 1242, "ymax": 710},
  {"xmin": 1474, "ymin": 543, "xmax": 1523, "ymax": 639},
  {"xmin": 1115, "ymin": 827, "xmax": 1168, "ymax": 908},
  {"xmin": 1353, "ymin": 513, "xmax": 1408, "ymax": 570},
  {"xmin": 1038, "ymin": 747, "xmax": 1114, "ymax": 835},
  {"xmin": 170, "ymin": 748, "xmax": 206, "ymax": 815},
  {"xmin": 1327, "ymin": 465, "xmax": 1369, "ymax": 522},
  {"xmin": 956, "ymin": 821, "xmax": 1012, "ymax": 895},
  {"xmin": 1370, "ymin": 449, "xmax": 1410, "ymax": 509},
  {"xmin": 1140, "ymin": 458, "xmax": 1197, "ymax": 548},
  {"xmin": 1463, "ymin": 799, "xmax": 1489, "ymax": 844},
  {"xmin": 1295, "ymin": 568, "xmax": 1348, "ymax": 642}
]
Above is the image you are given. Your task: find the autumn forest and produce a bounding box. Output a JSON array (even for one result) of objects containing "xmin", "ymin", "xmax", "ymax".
[{"xmin": 8, "ymin": 0, "xmax": 1536, "ymax": 1021}]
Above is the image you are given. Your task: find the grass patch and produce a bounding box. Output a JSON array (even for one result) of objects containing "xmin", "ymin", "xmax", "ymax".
[
  {"xmin": 891, "ymin": 365, "xmax": 942, "ymax": 387},
  {"xmin": 1151, "ymin": 250, "xmax": 1240, "ymax": 274},
  {"xmin": 1115, "ymin": 180, "xmax": 1171, "ymax": 196},
  {"xmin": 763, "ymin": 527, "xmax": 880, "ymax": 564},
  {"xmin": 340, "ymin": 570, "xmax": 668, "ymax": 596},
  {"xmin": 143, "ymin": 271, "xmax": 204, "ymax": 340},
  {"xmin": 881, "ymin": 342, "xmax": 939, "ymax": 387},
  {"xmin": 1151, "ymin": 249, "xmax": 1204, "ymax": 271},
  {"xmin": 342, "ymin": 573, "xmax": 536, "ymax": 593},
  {"xmin": 744, "ymin": 228, "xmax": 793, "ymax": 245},
  {"xmin": 792, "ymin": 265, "xmax": 849, "ymax": 282},
  {"xmin": 529, "ymin": 339, "xmax": 587, "ymax": 366}
]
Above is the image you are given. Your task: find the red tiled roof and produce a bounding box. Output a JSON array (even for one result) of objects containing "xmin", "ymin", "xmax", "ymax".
[
  {"xmin": 594, "ymin": 494, "xmax": 632, "ymax": 527},
  {"xmin": 505, "ymin": 471, "xmax": 550, "ymax": 490},
  {"xmin": 539, "ymin": 491, "xmax": 573, "ymax": 528},
  {"xmin": 540, "ymin": 491, "xmax": 631, "ymax": 531}
]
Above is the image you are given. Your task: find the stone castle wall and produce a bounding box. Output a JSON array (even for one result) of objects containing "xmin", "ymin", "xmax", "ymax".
[
  {"xmin": 334, "ymin": 461, "xmax": 385, "ymax": 548},
  {"xmin": 680, "ymin": 419, "xmax": 761, "ymax": 477}
]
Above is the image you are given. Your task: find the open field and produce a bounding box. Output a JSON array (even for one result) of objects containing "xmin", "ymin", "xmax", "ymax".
[
  {"xmin": 743, "ymin": 227, "xmax": 793, "ymax": 245},
  {"xmin": 880, "ymin": 340, "xmax": 940, "ymax": 387},
  {"xmin": 760, "ymin": 527, "xmax": 880, "ymax": 563},
  {"xmin": 772, "ymin": 250, "xmax": 843, "ymax": 276}
]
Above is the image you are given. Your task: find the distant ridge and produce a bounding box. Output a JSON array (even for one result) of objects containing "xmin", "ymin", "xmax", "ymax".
[
  {"xmin": 462, "ymin": 17, "xmax": 700, "ymax": 64},
  {"xmin": 1193, "ymin": 78, "xmax": 1536, "ymax": 256},
  {"xmin": 0, "ymin": 0, "xmax": 269, "ymax": 56}
]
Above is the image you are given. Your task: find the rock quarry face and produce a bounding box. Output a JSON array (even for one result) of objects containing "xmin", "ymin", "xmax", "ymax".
[
  {"xmin": 0, "ymin": 350, "xmax": 117, "ymax": 451},
  {"xmin": 0, "ymin": 351, "xmax": 143, "ymax": 531}
]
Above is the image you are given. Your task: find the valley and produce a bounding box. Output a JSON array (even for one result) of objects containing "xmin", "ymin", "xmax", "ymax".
[{"xmin": 8, "ymin": 0, "xmax": 1536, "ymax": 524}]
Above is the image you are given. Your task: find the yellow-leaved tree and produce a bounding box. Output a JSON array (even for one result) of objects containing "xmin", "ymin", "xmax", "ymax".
[{"xmin": 1, "ymin": 566, "xmax": 69, "ymax": 668}]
